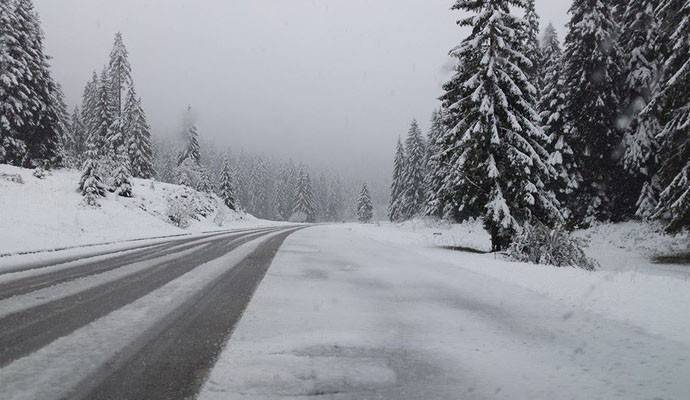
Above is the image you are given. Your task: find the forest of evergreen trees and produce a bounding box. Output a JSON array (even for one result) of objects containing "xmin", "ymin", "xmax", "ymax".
[
  {"xmin": 389, "ymin": 0, "xmax": 689, "ymax": 250},
  {"xmin": 0, "ymin": 0, "xmax": 368, "ymax": 222},
  {"xmin": 2, "ymin": 0, "xmax": 688, "ymax": 232}
]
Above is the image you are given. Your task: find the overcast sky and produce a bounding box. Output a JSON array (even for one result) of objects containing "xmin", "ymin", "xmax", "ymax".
[{"xmin": 35, "ymin": 0, "xmax": 571, "ymax": 177}]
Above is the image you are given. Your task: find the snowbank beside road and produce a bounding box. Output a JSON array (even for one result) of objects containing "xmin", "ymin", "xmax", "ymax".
[
  {"xmin": 345, "ymin": 220, "xmax": 690, "ymax": 346},
  {"xmin": 0, "ymin": 164, "xmax": 269, "ymax": 255},
  {"xmin": 200, "ymin": 225, "xmax": 690, "ymax": 400}
]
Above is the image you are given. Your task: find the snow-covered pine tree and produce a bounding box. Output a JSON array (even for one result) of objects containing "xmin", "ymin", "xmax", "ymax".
[
  {"xmin": 424, "ymin": 109, "xmax": 446, "ymax": 218},
  {"xmin": 7, "ymin": 0, "xmax": 63, "ymax": 167},
  {"xmin": 68, "ymin": 107, "xmax": 87, "ymax": 167},
  {"xmin": 620, "ymin": 0, "xmax": 662, "ymax": 218},
  {"xmin": 648, "ymin": 0, "xmax": 690, "ymax": 232},
  {"xmin": 539, "ymin": 23, "xmax": 580, "ymax": 221},
  {"xmin": 198, "ymin": 166, "xmax": 213, "ymax": 193},
  {"xmin": 80, "ymin": 72, "xmax": 99, "ymax": 148},
  {"xmin": 124, "ymin": 87, "xmax": 154, "ymax": 178},
  {"xmin": 292, "ymin": 168, "xmax": 317, "ymax": 223},
  {"xmin": 106, "ymin": 114, "xmax": 126, "ymax": 162},
  {"xmin": 53, "ymin": 83, "xmax": 70, "ymax": 167},
  {"xmin": 107, "ymin": 32, "xmax": 132, "ymax": 117},
  {"xmin": 314, "ymin": 173, "xmax": 331, "ymax": 222},
  {"xmin": 0, "ymin": 0, "xmax": 29, "ymax": 164},
  {"xmin": 93, "ymin": 68, "xmax": 114, "ymax": 159},
  {"xmin": 219, "ymin": 157, "xmax": 236, "ymax": 210},
  {"xmin": 178, "ymin": 124, "xmax": 201, "ymax": 166},
  {"xmin": 563, "ymin": 0, "xmax": 626, "ymax": 223},
  {"xmin": 388, "ymin": 138, "xmax": 405, "ymax": 221},
  {"xmin": 252, "ymin": 157, "xmax": 276, "ymax": 219},
  {"xmin": 521, "ymin": 0, "xmax": 543, "ymax": 96},
  {"xmin": 400, "ymin": 119, "xmax": 426, "ymax": 220},
  {"xmin": 275, "ymin": 163, "xmax": 298, "ymax": 220},
  {"xmin": 326, "ymin": 177, "xmax": 344, "ymax": 221},
  {"xmin": 439, "ymin": 0, "xmax": 561, "ymax": 251},
  {"xmin": 79, "ymin": 157, "xmax": 106, "ymax": 207},
  {"xmin": 112, "ymin": 162, "xmax": 133, "ymax": 197},
  {"xmin": 357, "ymin": 183, "xmax": 373, "ymax": 223}
]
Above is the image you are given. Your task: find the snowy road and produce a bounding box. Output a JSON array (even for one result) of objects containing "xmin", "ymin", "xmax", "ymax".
[
  {"xmin": 1, "ymin": 224, "xmax": 689, "ymax": 400},
  {"xmin": 199, "ymin": 225, "xmax": 690, "ymax": 400},
  {"xmin": 0, "ymin": 226, "xmax": 302, "ymax": 400}
]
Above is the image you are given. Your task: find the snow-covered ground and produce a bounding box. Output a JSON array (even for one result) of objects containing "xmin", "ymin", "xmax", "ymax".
[
  {"xmin": 0, "ymin": 164, "xmax": 277, "ymax": 256},
  {"xmin": 200, "ymin": 223, "xmax": 690, "ymax": 399}
]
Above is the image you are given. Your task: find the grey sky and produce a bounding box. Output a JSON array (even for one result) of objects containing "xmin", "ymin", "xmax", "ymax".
[{"xmin": 35, "ymin": 0, "xmax": 571, "ymax": 177}]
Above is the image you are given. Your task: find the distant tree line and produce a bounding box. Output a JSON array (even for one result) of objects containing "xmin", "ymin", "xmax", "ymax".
[{"xmin": 154, "ymin": 127, "xmax": 364, "ymax": 222}]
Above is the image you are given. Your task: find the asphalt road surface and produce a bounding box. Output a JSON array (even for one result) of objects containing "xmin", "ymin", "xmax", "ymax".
[{"xmin": 0, "ymin": 226, "xmax": 302, "ymax": 400}]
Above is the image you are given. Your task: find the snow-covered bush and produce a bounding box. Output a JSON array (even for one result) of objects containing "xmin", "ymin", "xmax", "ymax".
[
  {"xmin": 166, "ymin": 195, "xmax": 193, "ymax": 228},
  {"xmin": 507, "ymin": 223, "xmax": 597, "ymax": 270},
  {"xmin": 112, "ymin": 165, "xmax": 133, "ymax": 197},
  {"xmin": 32, "ymin": 166, "xmax": 46, "ymax": 179}
]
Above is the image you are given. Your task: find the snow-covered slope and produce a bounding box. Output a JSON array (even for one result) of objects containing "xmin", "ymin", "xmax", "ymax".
[{"xmin": 0, "ymin": 164, "xmax": 270, "ymax": 255}]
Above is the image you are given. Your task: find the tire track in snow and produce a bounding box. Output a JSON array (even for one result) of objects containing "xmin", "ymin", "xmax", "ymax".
[
  {"xmin": 0, "ymin": 227, "xmax": 270, "ymax": 276},
  {"xmin": 0, "ymin": 227, "xmax": 300, "ymax": 400},
  {"xmin": 72, "ymin": 227, "xmax": 303, "ymax": 400},
  {"xmin": 0, "ymin": 228, "xmax": 276, "ymax": 301},
  {"xmin": 0, "ymin": 228, "xmax": 284, "ymax": 366}
]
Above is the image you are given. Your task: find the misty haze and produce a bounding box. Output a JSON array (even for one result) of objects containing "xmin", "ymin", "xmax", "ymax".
[{"xmin": 0, "ymin": 0, "xmax": 689, "ymax": 399}]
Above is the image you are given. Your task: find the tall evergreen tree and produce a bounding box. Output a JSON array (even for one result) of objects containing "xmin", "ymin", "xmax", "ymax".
[
  {"xmin": 357, "ymin": 183, "xmax": 373, "ymax": 223},
  {"xmin": 107, "ymin": 32, "xmax": 132, "ymax": 117},
  {"xmin": 424, "ymin": 109, "xmax": 446, "ymax": 218},
  {"xmin": 53, "ymin": 83, "xmax": 70, "ymax": 166},
  {"xmin": 219, "ymin": 157, "xmax": 237, "ymax": 211},
  {"xmin": 292, "ymin": 168, "xmax": 317, "ymax": 222},
  {"xmin": 439, "ymin": 0, "xmax": 561, "ymax": 250},
  {"xmin": 539, "ymin": 23, "xmax": 580, "ymax": 220},
  {"xmin": 400, "ymin": 119, "xmax": 426, "ymax": 219},
  {"xmin": 326, "ymin": 177, "xmax": 344, "ymax": 221},
  {"xmin": 275, "ymin": 163, "xmax": 298, "ymax": 220},
  {"xmin": 388, "ymin": 138, "xmax": 405, "ymax": 221},
  {"xmin": 124, "ymin": 87, "xmax": 154, "ymax": 178},
  {"xmin": 65, "ymin": 107, "xmax": 86, "ymax": 167},
  {"xmin": 0, "ymin": 0, "xmax": 29, "ymax": 164},
  {"xmin": 563, "ymin": 0, "xmax": 625, "ymax": 223},
  {"xmin": 620, "ymin": 0, "xmax": 662, "ymax": 218},
  {"xmin": 178, "ymin": 124, "xmax": 201, "ymax": 166},
  {"xmin": 1, "ymin": 0, "xmax": 63, "ymax": 167},
  {"xmin": 80, "ymin": 72, "xmax": 99, "ymax": 149},
  {"xmin": 92, "ymin": 68, "xmax": 114, "ymax": 159},
  {"xmin": 647, "ymin": 0, "xmax": 690, "ymax": 232}
]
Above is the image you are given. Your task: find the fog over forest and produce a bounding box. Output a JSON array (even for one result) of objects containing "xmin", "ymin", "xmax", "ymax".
[{"xmin": 34, "ymin": 0, "xmax": 571, "ymax": 188}]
